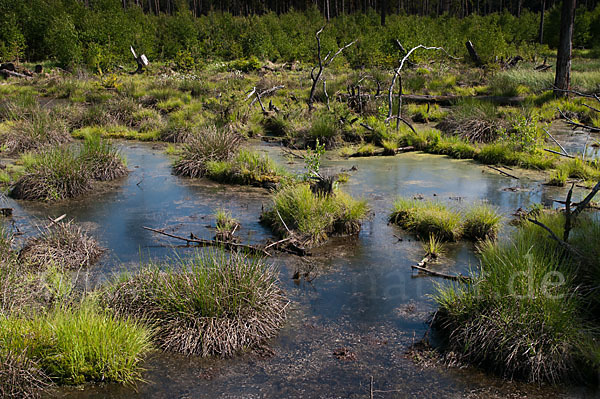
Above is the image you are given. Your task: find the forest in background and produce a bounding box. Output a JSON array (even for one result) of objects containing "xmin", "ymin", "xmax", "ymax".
[{"xmin": 1, "ymin": 0, "xmax": 600, "ymax": 70}]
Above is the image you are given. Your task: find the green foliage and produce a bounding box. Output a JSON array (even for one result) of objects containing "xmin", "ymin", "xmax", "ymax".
[
  {"xmin": 462, "ymin": 203, "xmax": 502, "ymax": 240},
  {"xmin": 303, "ymin": 139, "xmax": 325, "ymax": 180},
  {"xmin": 433, "ymin": 211, "xmax": 600, "ymax": 383},
  {"xmin": 0, "ymin": 300, "xmax": 153, "ymax": 385},
  {"xmin": 205, "ymin": 149, "xmax": 286, "ymax": 187},
  {"xmin": 229, "ymin": 56, "xmax": 261, "ymax": 72}
]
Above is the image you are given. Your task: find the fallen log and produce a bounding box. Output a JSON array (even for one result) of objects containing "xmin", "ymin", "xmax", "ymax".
[
  {"xmin": 486, "ymin": 165, "xmax": 519, "ymax": 179},
  {"xmin": 0, "ymin": 69, "xmax": 32, "ymax": 79},
  {"xmin": 350, "ymin": 146, "xmax": 415, "ymax": 157},
  {"xmin": 143, "ymin": 226, "xmax": 270, "ymax": 256},
  {"xmin": 411, "ymin": 265, "xmax": 471, "ymax": 282}
]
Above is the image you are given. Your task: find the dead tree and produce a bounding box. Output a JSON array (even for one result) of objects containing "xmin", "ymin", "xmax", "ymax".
[
  {"xmin": 386, "ymin": 44, "xmax": 457, "ymax": 130},
  {"xmin": 554, "ymin": 0, "xmax": 576, "ymax": 98},
  {"xmin": 308, "ymin": 26, "xmax": 356, "ymax": 112},
  {"xmin": 130, "ymin": 46, "xmax": 149, "ymax": 74},
  {"xmin": 465, "ymin": 40, "xmax": 483, "ymax": 67}
]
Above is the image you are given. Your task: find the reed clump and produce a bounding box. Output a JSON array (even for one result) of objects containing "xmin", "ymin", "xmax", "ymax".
[
  {"xmin": 261, "ymin": 183, "xmax": 369, "ymax": 246},
  {"xmin": 173, "ymin": 125, "xmax": 242, "ymax": 178},
  {"xmin": 19, "ymin": 220, "xmax": 104, "ymax": 270},
  {"xmin": 103, "ymin": 250, "xmax": 288, "ymax": 357}
]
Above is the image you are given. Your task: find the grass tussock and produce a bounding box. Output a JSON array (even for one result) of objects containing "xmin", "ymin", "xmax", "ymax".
[
  {"xmin": 173, "ymin": 125, "xmax": 242, "ymax": 178},
  {"xmin": 103, "ymin": 250, "xmax": 288, "ymax": 357},
  {"xmin": 390, "ymin": 198, "xmax": 462, "ymax": 241},
  {"xmin": 261, "ymin": 183, "xmax": 369, "ymax": 245},
  {"xmin": 0, "ymin": 300, "xmax": 153, "ymax": 386},
  {"xmin": 205, "ymin": 149, "xmax": 286, "ymax": 188},
  {"xmin": 19, "ymin": 220, "xmax": 103, "ymax": 270},
  {"xmin": 0, "ymin": 107, "xmax": 72, "ymax": 154},
  {"xmin": 436, "ymin": 99, "xmax": 505, "ymax": 143},
  {"xmin": 462, "ymin": 203, "xmax": 502, "ymax": 240},
  {"xmin": 433, "ymin": 211, "xmax": 600, "ymax": 384},
  {"xmin": 214, "ymin": 209, "xmax": 240, "ymax": 241},
  {"xmin": 390, "ymin": 198, "xmax": 502, "ymax": 242},
  {"xmin": 11, "ymin": 147, "xmax": 92, "ymax": 201},
  {"xmin": 79, "ymin": 133, "xmax": 128, "ymax": 181}
]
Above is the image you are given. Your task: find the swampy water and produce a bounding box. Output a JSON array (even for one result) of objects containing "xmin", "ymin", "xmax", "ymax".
[{"xmin": 5, "ymin": 142, "xmax": 598, "ymax": 399}]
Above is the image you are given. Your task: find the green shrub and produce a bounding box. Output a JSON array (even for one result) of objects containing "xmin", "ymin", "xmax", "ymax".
[{"xmin": 79, "ymin": 133, "xmax": 128, "ymax": 181}]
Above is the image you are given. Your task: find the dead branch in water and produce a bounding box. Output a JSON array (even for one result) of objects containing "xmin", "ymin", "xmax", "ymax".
[
  {"xmin": 411, "ymin": 265, "xmax": 471, "ymax": 282},
  {"xmin": 143, "ymin": 226, "xmax": 271, "ymax": 256},
  {"xmin": 486, "ymin": 165, "xmax": 519, "ymax": 179}
]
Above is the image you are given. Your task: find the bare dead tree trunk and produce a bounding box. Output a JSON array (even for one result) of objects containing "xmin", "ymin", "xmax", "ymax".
[
  {"xmin": 554, "ymin": 0, "xmax": 576, "ymax": 98},
  {"xmin": 308, "ymin": 27, "xmax": 356, "ymax": 112},
  {"xmin": 387, "ymin": 43, "xmax": 458, "ymax": 123}
]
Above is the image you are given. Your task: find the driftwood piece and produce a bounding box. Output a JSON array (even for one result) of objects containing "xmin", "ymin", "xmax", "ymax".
[
  {"xmin": 349, "ymin": 146, "xmax": 415, "ymax": 157},
  {"xmin": 143, "ymin": 226, "xmax": 270, "ymax": 256},
  {"xmin": 544, "ymin": 148, "xmax": 574, "ymax": 158},
  {"xmin": 411, "ymin": 265, "xmax": 471, "ymax": 282},
  {"xmin": 130, "ymin": 46, "xmax": 149, "ymax": 74},
  {"xmin": 486, "ymin": 165, "xmax": 519, "ymax": 179}
]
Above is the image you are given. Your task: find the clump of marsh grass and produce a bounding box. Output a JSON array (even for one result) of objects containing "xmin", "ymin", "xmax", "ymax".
[
  {"xmin": 437, "ymin": 99, "xmax": 506, "ymax": 143},
  {"xmin": 214, "ymin": 209, "xmax": 240, "ymax": 242},
  {"xmin": 0, "ymin": 300, "xmax": 153, "ymax": 386},
  {"xmin": 103, "ymin": 250, "xmax": 288, "ymax": 357},
  {"xmin": 422, "ymin": 233, "xmax": 445, "ymax": 259},
  {"xmin": 0, "ymin": 349, "xmax": 50, "ymax": 399},
  {"xmin": 390, "ymin": 198, "xmax": 462, "ymax": 241},
  {"xmin": 79, "ymin": 133, "xmax": 128, "ymax": 181},
  {"xmin": 546, "ymin": 169, "xmax": 568, "ymax": 186},
  {"xmin": 462, "ymin": 203, "xmax": 502, "ymax": 241},
  {"xmin": 205, "ymin": 149, "xmax": 286, "ymax": 187},
  {"xmin": 433, "ymin": 211, "xmax": 594, "ymax": 384},
  {"xmin": 19, "ymin": 220, "xmax": 103, "ymax": 270},
  {"xmin": 11, "ymin": 147, "xmax": 92, "ymax": 201},
  {"xmin": 261, "ymin": 183, "xmax": 368, "ymax": 245},
  {"xmin": 173, "ymin": 125, "xmax": 242, "ymax": 178},
  {"xmin": 0, "ymin": 106, "xmax": 72, "ymax": 154}
]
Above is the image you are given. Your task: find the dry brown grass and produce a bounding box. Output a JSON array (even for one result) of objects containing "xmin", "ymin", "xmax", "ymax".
[
  {"xmin": 173, "ymin": 125, "xmax": 243, "ymax": 178},
  {"xmin": 0, "ymin": 349, "xmax": 51, "ymax": 399},
  {"xmin": 0, "ymin": 108, "xmax": 72, "ymax": 154},
  {"xmin": 19, "ymin": 220, "xmax": 103, "ymax": 270}
]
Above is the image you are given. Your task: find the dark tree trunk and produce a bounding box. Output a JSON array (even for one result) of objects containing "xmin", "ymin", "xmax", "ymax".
[
  {"xmin": 380, "ymin": 0, "xmax": 387, "ymax": 25},
  {"xmin": 539, "ymin": 0, "xmax": 546, "ymax": 44},
  {"xmin": 554, "ymin": 0, "xmax": 576, "ymax": 97}
]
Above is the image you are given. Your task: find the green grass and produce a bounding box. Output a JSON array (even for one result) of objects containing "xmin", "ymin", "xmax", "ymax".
[
  {"xmin": 261, "ymin": 183, "xmax": 368, "ymax": 245},
  {"xmin": 0, "ymin": 300, "xmax": 153, "ymax": 386},
  {"xmin": 214, "ymin": 209, "xmax": 239, "ymax": 234},
  {"xmin": 462, "ymin": 203, "xmax": 502, "ymax": 240},
  {"xmin": 433, "ymin": 211, "xmax": 600, "ymax": 383},
  {"xmin": 422, "ymin": 233, "xmax": 445, "ymax": 258},
  {"xmin": 103, "ymin": 250, "xmax": 288, "ymax": 357},
  {"xmin": 406, "ymin": 103, "xmax": 448, "ymax": 123},
  {"xmin": 205, "ymin": 149, "xmax": 287, "ymax": 187},
  {"xmin": 0, "ymin": 105, "xmax": 71, "ymax": 154},
  {"xmin": 389, "ymin": 198, "xmax": 462, "ymax": 242},
  {"xmin": 72, "ymin": 125, "xmax": 160, "ymax": 141},
  {"xmin": 308, "ymin": 111, "xmax": 340, "ymax": 147},
  {"xmin": 390, "ymin": 198, "xmax": 502, "ymax": 242}
]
